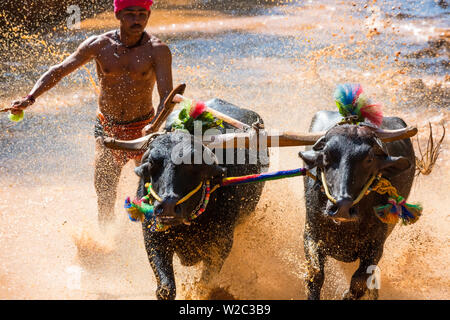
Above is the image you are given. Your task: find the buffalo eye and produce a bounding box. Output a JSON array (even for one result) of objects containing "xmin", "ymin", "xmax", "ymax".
[
  {"xmin": 323, "ymin": 148, "xmax": 335, "ymax": 167},
  {"xmin": 323, "ymin": 152, "xmax": 330, "ymax": 167},
  {"xmin": 362, "ymin": 151, "xmax": 376, "ymax": 169}
]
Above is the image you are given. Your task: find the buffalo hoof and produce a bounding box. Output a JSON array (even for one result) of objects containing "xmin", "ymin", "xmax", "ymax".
[
  {"xmin": 206, "ymin": 287, "xmax": 236, "ymax": 300},
  {"xmin": 156, "ymin": 285, "xmax": 176, "ymax": 300},
  {"xmin": 342, "ymin": 289, "xmax": 356, "ymax": 300},
  {"xmin": 343, "ymin": 289, "xmax": 374, "ymax": 300}
]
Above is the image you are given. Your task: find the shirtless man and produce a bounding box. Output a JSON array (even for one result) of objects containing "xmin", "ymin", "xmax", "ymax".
[{"xmin": 10, "ymin": 0, "xmax": 173, "ymax": 228}]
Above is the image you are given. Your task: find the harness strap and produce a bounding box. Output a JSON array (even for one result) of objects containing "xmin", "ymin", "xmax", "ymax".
[{"xmin": 177, "ymin": 182, "xmax": 204, "ymax": 205}]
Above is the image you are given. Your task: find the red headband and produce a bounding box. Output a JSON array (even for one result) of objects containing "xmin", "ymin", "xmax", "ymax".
[{"xmin": 114, "ymin": 0, "xmax": 153, "ymax": 13}]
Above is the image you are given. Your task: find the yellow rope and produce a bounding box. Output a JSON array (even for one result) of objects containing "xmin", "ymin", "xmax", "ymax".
[
  {"xmin": 352, "ymin": 174, "xmax": 378, "ymax": 205},
  {"xmin": 370, "ymin": 178, "xmax": 400, "ymax": 198},
  {"xmin": 320, "ymin": 171, "xmax": 378, "ymax": 206},
  {"xmin": 320, "ymin": 171, "xmax": 337, "ymax": 204},
  {"xmin": 210, "ymin": 184, "xmax": 221, "ymax": 194},
  {"xmin": 145, "ymin": 182, "xmax": 204, "ymax": 205},
  {"xmin": 176, "ymin": 182, "xmax": 203, "ymax": 205},
  {"xmin": 145, "ymin": 183, "xmax": 163, "ymax": 202}
]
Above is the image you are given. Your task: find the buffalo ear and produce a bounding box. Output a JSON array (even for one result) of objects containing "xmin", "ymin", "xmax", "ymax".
[
  {"xmin": 298, "ymin": 150, "xmax": 323, "ymax": 169},
  {"xmin": 298, "ymin": 136, "xmax": 326, "ymax": 169},
  {"xmin": 379, "ymin": 156, "xmax": 411, "ymax": 177},
  {"xmin": 134, "ymin": 162, "xmax": 150, "ymax": 177}
]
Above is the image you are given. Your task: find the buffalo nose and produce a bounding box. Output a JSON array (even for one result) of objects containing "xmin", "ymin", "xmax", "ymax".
[
  {"xmin": 154, "ymin": 197, "xmax": 180, "ymax": 218},
  {"xmin": 326, "ymin": 197, "xmax": 354, "ymax": 220},
  {"xmin": 336, "ymin": 197, "xmax": 353, "ymax": 213}
]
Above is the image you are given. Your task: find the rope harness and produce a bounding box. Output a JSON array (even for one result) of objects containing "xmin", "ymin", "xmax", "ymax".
[
  {"xmin": 125, "ymin": 181, "xmax": 211, "ymax": 232},
  {"xmin": 125, "ymin": 166, "xmax": 421, "ymax": 232},
  {"xmin": 125, "ymin": 168, "xmax": 307, "ymax": 231}
]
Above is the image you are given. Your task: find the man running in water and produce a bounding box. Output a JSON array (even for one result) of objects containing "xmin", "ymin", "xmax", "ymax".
[{"xmin": 10, "ymin": 0, "xmax": 173, "ymax": 228}]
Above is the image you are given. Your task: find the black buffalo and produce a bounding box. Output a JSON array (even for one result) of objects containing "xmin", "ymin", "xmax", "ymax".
[
  {"xmin": 298, "ymin": 111, "xmax": 415, "ymax": 300},
  {"xmin": 134, "ymin": 99, "xmax": 269, "ymax": 300}
]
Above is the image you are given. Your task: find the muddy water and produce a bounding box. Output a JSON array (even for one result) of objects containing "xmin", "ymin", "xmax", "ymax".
[{"xmin": 0, "ymin": 1, "xmax": 449, "ymax": 299}]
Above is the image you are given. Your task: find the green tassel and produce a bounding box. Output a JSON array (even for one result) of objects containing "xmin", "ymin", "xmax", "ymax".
[
  {"xmin": 336, "ymin": 101, "xmax": 346, "ymax": 117},
  {"xmin": 399, "ymin": 202, "xmax": 422, "ymax": 225},
  {"xmin": 373, "ymin": 196, "xmax": 422, "ymax": 225},
  {"xmin": 373, "ymin": 203, "xmax": 399, "ymax": 224}
]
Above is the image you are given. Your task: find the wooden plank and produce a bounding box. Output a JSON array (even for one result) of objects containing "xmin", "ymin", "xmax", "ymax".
[{"xmin": 204, "ymin": 131, "xmax": 325, "ymax": 149}]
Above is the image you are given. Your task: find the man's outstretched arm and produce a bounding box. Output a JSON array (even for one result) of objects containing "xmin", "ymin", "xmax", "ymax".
[{"xmin": 10, "ymin": 35, "xmax": 98, "ymax": 114}]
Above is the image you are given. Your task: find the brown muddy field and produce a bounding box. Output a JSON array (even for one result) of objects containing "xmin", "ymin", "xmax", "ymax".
[{"xmin": 0, "ymin": 1, "xmax": 448, "ymax": 299}]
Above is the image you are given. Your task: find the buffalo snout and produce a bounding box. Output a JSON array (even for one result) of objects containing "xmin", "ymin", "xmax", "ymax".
[
  {"xmin": 325, "ymin": 197, "xmax": 358, "ymax": 222},
  {"xmin": 154, "ymin": 196, "xmax": 183, "ymax": 224}
]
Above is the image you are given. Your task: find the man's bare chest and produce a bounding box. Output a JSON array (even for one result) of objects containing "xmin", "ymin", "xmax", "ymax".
[{"xmin": 95, "ymin": 45, "xmax": 155, "ymax": 79}]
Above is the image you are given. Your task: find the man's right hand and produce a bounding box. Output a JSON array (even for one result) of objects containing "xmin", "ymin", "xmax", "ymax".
[{"xmin": 10, "ymin": 96, "xmax": 34, "ymax": 114}]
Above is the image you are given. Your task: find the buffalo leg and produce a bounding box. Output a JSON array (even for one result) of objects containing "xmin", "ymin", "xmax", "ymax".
[
  {"xmin": 304, "ymin": 236, "xmax": 326, "ymax": 300},
  {"xmin": 343, "ymin": 255, "xmax": 382, "ymax": 300},
  {"xmin": 200, "ymin": 238, "xmax": 232, "ymax": 284},
  {"xmin": 143, "ymin": 234, "xmax": 176, "ymax": 300},
  {"xmin": 197, "ymin": 232, "xmax": 233, "ymax": 297}
]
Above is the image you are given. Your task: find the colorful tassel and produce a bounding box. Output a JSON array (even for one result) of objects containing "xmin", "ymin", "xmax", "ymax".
[
  {"xmin": 360, "ymin": 103, "xmax": 383, "ymax": 127},
  {"xmin": 373, "ymin": 196, "xmax": 422, "ymax": 225},
  {"xmin": 189, "ymin": 101, "xmax": 207, "ymax": 119},
  {"xmin": 172, "ymin": 99, "xmax": 223, "ymax": 134},
  {"xmin": 334, "ymin": 84, "xmax": 383, "ymax": 127},
  {"xmin": 124, "ymin": 196, "xmax": 154, "ymax": 222}
]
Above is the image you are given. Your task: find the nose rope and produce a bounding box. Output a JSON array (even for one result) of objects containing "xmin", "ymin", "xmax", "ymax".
[
  {"xmin": 176, "ymin": 182, "xmax": 204, "ymax": 205},
  {"xmin": 319, "ymin": 171, "xmax": 422, "ymax": 225},
  {"xmin": 145, "ymin": 182, "xmax": 204, "ymax": 205},
  {"xmin": 125, "ymin": 165, "xmax": 422, "ymax": 230},
  {"xmin": 125, "ymin": 180, "xmax": 211, "ymax": 232},
  {"xmin": 320, "ymin": 171, "xmax": 378, "ymax": 206},
  {"xmin": 144, "ymin": 167, "xmax": 314, "ymax": 209}
]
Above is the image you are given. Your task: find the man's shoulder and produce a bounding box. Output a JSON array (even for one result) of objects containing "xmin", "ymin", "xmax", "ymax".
[
  {"xmin": 91, "ymin": 31, "xmax": 116, "ymax": 45},
  {"xmin": 147, "ymin": 34, "xmax": 169, "ymax": 50},
  {"xmin": 147, "ymin": 35, "xmax": 171, "ymax": 60},
  {"xmin": 78, "ymin": 32, "xmax": 113, "ymax": 51}
]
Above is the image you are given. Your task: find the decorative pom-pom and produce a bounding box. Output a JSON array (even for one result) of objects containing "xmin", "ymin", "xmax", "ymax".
[
  {"xmin": 124, "ymin": 197, "xmax": 144, "ymax": 222},
  {"xmin": 8, "ymin": 110, "xmax": 24, "ymax": 122},
  {"xmin": 373, "ymin": 196, "xmax": 422, "ymax": 225},
  {"xmin": 189, "ymin": 101, "xmax": 207, "ymax": 119},
  {"xmin": 360, "ymin": 103, "xmax": 383, "ymax": 127},
  {"xmin": 124, "ymin": 197, "xmax": 154, "ymax": 222},
  {"xmin": 334, "ymin": 84, "xmax": 383, "ymax": 127}
]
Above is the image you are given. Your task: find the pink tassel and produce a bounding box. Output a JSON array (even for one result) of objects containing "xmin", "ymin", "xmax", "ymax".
[
  {"xmin": 361, "ymin": 103, "xmax": 383, "ymax": 127},
  {"xmin": 189, "ymin": 101, "xmax": 207, "ymax": 119},
  {"xmin": 352, "ymin": 84, "xmax": 363, "ymax": 104}
]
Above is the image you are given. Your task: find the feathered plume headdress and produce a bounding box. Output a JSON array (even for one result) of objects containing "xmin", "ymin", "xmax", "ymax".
[{"xmin": 334, "ymin": 84, "xmax": 383, "ymax": 127}]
